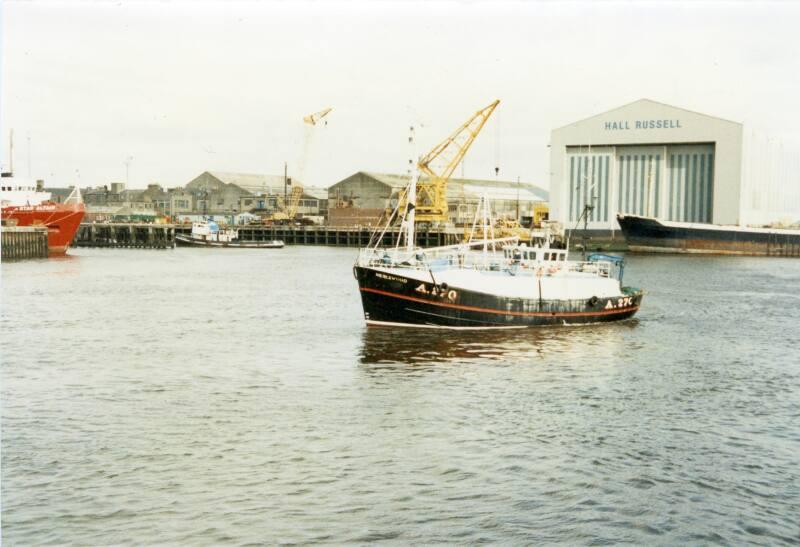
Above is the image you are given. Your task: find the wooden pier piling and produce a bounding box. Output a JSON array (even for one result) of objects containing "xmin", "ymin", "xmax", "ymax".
[
  {"xmin": 73, "ymin": 223, "xmax": 176, "ymax": 249},
  {"xmin": 73, "ymin": 223, "xmax": 461, "ymax": 250},
  {"xmin": 1, "ymin": 226, "xmax": 49, "ymax": 260}
]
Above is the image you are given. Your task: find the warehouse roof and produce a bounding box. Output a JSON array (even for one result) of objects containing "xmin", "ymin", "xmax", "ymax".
[
  {"xmin": 358, "ymin": 171, "xmax": 549, "ymax": 201},
  {"xmin": 203, "ymin": 171, "xmax": 323, "ymax": 200},
  {"xmin": 206, "ymin": 171, "xmax": 305, "ymax": 195}
]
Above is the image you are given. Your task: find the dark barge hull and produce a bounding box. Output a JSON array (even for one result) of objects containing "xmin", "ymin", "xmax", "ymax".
[
  {"xmin": 617, "ymin": 214, "xmax": 800, "ymax": 257},
  {"xmin": 354, "ymin": 266, "xmax": 642, "ymax": 329}
]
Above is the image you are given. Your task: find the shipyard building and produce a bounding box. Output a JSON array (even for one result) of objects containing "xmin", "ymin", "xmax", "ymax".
[
  {"xmin": 327, "ymin": 171, "xmax": 549, "ymax": 227},
  {"xmin": 550, "ymin": 99, "xmax": 800, "ymax": 231}
]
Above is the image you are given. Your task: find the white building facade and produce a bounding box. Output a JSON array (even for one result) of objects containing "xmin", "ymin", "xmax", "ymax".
[{"xmin": 550, "ymin": 99, "xmax": 800, "ymax": 230}]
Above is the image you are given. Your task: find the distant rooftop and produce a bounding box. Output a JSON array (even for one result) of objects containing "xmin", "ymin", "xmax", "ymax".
[
  {"xmin": 359, "ymin": 171, "xmax": 549, "ymax": 201},
  {"xmin": 207, "ymin": 171, "xmax": 333, "ymax": 200}
]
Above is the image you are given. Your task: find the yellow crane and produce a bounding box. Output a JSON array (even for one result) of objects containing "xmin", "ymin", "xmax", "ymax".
[
  {"xmin": 404, "ymin": 100, "xmax": 500, "ymax": 223},
  {"xmin": 270, "ymin": 183, "xmax": 304, "ymax": 224},
  {"xmin": 285, "ymin": 184, "xmax": 304, "ymax": 219},
  {"xmin": 271, "ymin": 108, "xmax": 332, "ymax": 224},
  {"xmin": 303, "ymin": 107, "xmax": 333, "ymax": 126}
]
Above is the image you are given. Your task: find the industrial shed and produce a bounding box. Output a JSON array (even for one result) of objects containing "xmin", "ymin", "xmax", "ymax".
[
  {"xmin": 549, "ymin": 99, "xmax": 800, "ymax": 231},
  {"xmin": 327, "ymin": 171, "xmax": 548, "ymax": 227},
  {"xmin": 185, "ymin": 171, "xmax": 326, "ymax": 217}
]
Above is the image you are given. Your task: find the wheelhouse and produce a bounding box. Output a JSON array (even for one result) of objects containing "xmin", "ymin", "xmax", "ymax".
[{"xmin": 503, "ymin": 244, "xmax": 568, "ymax": 264}]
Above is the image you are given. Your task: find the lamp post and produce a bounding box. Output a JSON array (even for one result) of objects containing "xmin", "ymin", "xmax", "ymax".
[{"xmin": 125, "ymin": 156, "xmax": 133, "ymax": 186}]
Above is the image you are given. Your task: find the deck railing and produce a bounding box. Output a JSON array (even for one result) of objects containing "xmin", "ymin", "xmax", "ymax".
[{"xmin": 357, "ymin": 244, "xmax": 617, "ymax": 280}]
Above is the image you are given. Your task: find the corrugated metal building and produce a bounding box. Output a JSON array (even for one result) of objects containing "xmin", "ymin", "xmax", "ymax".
[
  {"xmin": 550, "ymin": 99, "xmax": 800, "ymax": 231},
  {"xmin": 328, "ymin": 171, "xmax": 548, "ymax": 227},
  {"xmin": 185, "ymin": 171, "xmax": 327, "ymax": 217}
]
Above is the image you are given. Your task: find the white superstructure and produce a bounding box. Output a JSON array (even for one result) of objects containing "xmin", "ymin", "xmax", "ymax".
[
  {"xmin": 190, "ymin": 220, "xmax": 238, "ymax": 243},
  {"xmin": 0, "ymin": 174, "xmax": 50, "ymax": 207}
]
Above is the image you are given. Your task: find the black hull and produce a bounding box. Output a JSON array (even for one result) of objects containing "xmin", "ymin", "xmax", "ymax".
[
  {"xmin": 617, "ymin": 214, "xmax": 800, "ymax": 257},
  {"xmin": 175, "ymin": 235, "xmax": 284, "ymax": 248},
  {"xmin": 354, "ymin": 266, "xmax": 642, "ymax": 329}
]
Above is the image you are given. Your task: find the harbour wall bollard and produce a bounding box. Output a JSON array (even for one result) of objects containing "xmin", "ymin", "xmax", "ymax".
[
  {"xmin": 1, "ymin": 226, "xmax": 49, "ymax": 260},
  {"xmin": 173, "ymin": 224, "xmax": 462, "ymax": 247},
  {"xmin": 73, "ymin": 223, "xmax": 176, "ymax": 249}
]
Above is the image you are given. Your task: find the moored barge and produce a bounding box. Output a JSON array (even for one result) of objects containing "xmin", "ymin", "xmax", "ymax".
[{"xmin": 617, "ymin": 213, "xmax": 800, "ymax": 257}]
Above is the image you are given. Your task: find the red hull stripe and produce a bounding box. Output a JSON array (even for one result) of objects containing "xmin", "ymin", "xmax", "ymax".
[{"xmin": 360, "ymin": 287, "xmax": 639, "ymax": 317}]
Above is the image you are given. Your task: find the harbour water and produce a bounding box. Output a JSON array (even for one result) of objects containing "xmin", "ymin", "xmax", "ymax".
[{"xmin": 2, "ymin": 248, "xmax": 799, "ymax": 544}]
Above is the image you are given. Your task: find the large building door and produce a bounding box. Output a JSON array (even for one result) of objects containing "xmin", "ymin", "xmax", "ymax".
[
  {"xmin": 566, "ymin": 147, "xmax": 613, "ymax": 225},
  {"xmin": 566, "ymin": 143, "xmax": 715, "ymax": 228},
  {"xmin": 665, "ymin": 144, "xmax": 714, "ymax": 223},
  {"xmin": 615, "ymin": 146, "xmax": 663, "ymax": 218}
]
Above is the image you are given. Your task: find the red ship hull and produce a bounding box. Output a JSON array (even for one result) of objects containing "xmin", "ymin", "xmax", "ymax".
[{"xmin": 2, "ymin": 202, "xmax": 85, "ymax": 255}]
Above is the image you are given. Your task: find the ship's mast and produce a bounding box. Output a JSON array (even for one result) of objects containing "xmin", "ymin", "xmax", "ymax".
[
  {"xmin": 405, "ymin": 125, "xmax": 418, "ymax": 253},
  {"xmin": 406, "ymin": 170, "xmax": 417, "ymax": 254}
]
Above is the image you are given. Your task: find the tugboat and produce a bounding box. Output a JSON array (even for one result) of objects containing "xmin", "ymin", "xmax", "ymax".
[
  {"xmin": 176, "ymin": 220, "xmax": 284, "ymax": 248},
  {"xmin": 353, "ymin": 101, "xmax": 643, "ymax": 329}
]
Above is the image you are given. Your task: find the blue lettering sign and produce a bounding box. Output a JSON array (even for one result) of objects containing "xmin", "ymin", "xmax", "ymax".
[{"xmin": 604, "ymin": 119, "xmax": 682, "ymax": 130}]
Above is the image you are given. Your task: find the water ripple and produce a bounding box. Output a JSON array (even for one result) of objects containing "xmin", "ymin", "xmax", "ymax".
[{"xmin": 2, "ymin": 249, "xmax": 799, "ymax": 544}]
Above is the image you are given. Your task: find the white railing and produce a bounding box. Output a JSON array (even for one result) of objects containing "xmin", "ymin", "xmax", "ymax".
[{"xmin": 358, "ymin": 245, "xmax": 618, "ymax": 280}]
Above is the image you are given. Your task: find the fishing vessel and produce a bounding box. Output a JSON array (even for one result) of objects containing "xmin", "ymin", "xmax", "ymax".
[
  {"xmin": 354, "ymin": 182, "xmax": 643, "ymax": 329},
  {"xmin": 176, "ymin": 220, "xmax": 284, "ymax": 248},
  {"xmin": 1, "ymin": 172, "xmax": 85, "ymax": 256},
  {"xmin": 617, "ymin": 213, "xmax": 800, "ymax": 257}
]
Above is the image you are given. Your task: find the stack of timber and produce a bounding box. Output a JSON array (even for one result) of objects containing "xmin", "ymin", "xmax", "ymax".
[
  {"xmin": 1, "ymin": 225, "xmax": 49, "ymax": 260},
  {"xmin": 74, "ymin": 223, "xmax": 175, "ymax": 249}
]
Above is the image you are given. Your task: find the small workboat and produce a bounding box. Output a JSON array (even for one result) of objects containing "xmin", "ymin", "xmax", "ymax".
[{"xmin": 176, "ymin": 220, "xmax": 284, "ymax": 248}]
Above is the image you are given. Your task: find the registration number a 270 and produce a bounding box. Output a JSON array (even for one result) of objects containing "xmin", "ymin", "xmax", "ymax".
[
  {"xmin": 416, "ymin": 283, "xmax": 458, "ymax": 303},
  {"xmin": 605, "ymin": 296, "xmax": 634, "ymax": 309}
]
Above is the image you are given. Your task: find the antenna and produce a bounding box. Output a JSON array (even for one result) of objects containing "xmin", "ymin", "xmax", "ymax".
[
  {"xmin": 125, "ymin": 156, "xmax": 133, "ymax": 186},
  {"xmin": 566, "ymin": 144, "xmax": 598, "ymax": 258},
  {"xmin": 494, "ymin": 107, "xmax": 500, "ymax": 179}
]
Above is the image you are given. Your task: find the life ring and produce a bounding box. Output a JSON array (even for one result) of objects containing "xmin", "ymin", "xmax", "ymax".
[
  {"xmin": 588, "ymin": 295, "xmax": 599, "ymax": 306},
  {"xmin": 536, "ymin": 267, "xmax": 544, "ymax": 278}
]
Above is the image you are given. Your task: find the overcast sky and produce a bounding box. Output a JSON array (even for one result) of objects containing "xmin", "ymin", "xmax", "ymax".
[{"xmin": 2, "ymin": 0, "xmax": 799, "ymax": 189}]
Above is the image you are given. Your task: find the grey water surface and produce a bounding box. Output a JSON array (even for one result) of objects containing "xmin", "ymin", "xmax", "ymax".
[{"xmin": 2, "ymin": 247, "xmax": 799, "ymax": 545}]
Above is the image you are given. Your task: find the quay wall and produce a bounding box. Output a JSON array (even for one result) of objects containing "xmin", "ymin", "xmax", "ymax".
[
  {"xmin": 175, "ymin": 224, "xmax": 462, "ymax": 248},
  {"xmin": 74, "ymin": 223, "xmax": 175, "ymax": 249},
  {"xmin": 1, "ymin": 226, "xmax": 49, "ymax": 260},
  {"xmin": 73, "ymin": 223, "xmax": 623, "ymax": 251}
]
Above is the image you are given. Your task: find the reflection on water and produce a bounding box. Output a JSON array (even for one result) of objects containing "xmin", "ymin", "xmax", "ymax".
[{"xmin": 359, "ymin": 320, "xmax": 640, "ymax": 366}]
